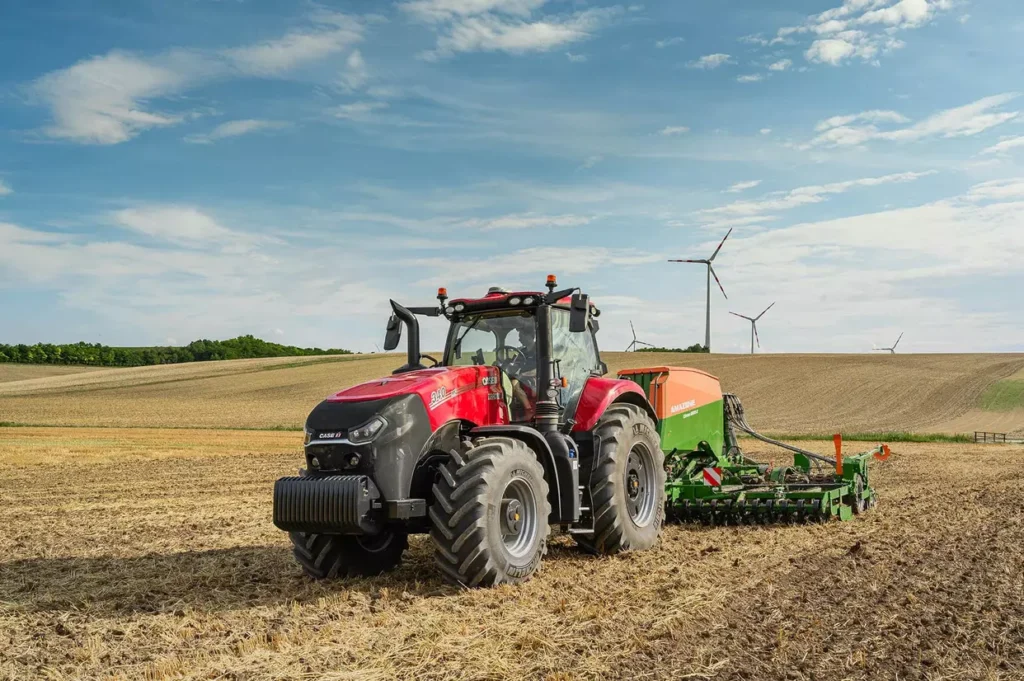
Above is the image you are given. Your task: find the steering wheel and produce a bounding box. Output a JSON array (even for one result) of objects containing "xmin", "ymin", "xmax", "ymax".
[{"xmin": 494, "ymin": 346, "xmax": 524, "ymax": 372}]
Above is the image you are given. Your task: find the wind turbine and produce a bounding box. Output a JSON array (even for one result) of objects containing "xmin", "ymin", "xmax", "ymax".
[
  {"xmin": 626, "ymin": 321, "xmax": 655, "ymax": 352},
  {"xmin": 729, "ymin": 302, "xmax": 775, "ymax": 355},
  {"xmin": 668, "ymin": 228, "xmax": 732, "ymax": 352},
  {"xmin": 874, "ymin": 333, "xmax": 903, "ymax": 355}
]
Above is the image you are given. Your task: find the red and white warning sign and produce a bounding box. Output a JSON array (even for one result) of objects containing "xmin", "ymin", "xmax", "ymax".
[{"xmin": 703, "ymin": 467, "xmax": 723, "ymax": 487}]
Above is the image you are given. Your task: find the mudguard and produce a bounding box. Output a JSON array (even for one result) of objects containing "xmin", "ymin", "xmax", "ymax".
[{"xmin": 571, "ymin": 377, "xmax": 657, "ymax": 433}]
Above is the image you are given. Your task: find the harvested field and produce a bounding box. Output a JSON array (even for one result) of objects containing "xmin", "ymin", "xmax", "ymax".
[
  {"xmin": 0, "ymin": 363, "xmax": 106, "ymax": 384},
  {"xmin": 1, "ymin": 427, "xmax": 1021, "ymax": 680},
  {"xmin": 2, "ymin": 353, "xmax": 1023, "ymax": 435}
]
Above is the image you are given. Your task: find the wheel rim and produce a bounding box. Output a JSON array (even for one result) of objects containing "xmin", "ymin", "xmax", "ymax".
[
  {"xmin": 500, "ymin": 476, "xmax": 539, "ymax": 560},
  {"xmin": 624, "ymin": 442, "xmax": 657, "ymax": 527}
]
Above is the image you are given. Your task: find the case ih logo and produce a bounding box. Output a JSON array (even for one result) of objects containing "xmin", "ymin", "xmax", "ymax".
[{"xmin": 318, "ymin": 431, "xmax": 345, "ymax": 440}]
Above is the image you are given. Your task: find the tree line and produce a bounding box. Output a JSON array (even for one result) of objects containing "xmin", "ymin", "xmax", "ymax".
[
  {"xmin": 0, "ymin": 335, "xmax": 352, "ymax": 367},
  {"xmin": 636, "ymin": 344, "xmax": 709, "ymax": 353}
]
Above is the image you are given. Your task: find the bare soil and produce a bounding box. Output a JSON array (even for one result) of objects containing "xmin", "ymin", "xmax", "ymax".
[{"xmin": 1, "ymin": 427, "xmax": 1021, "ymax": 680}]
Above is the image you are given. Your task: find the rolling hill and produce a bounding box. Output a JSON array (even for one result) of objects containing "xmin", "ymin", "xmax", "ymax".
[{"xmin": 1, "ymin": 352, "xmax": 1022, "ymax": 435}]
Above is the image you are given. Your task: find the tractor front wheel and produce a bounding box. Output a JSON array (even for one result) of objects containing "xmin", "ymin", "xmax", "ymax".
[
  {"xmin": 429, "ymin": 437, "xmax": 551, "ymax": 587},
  {"xmin": 576, "ymin": 404, "xmax": 666, "ymax": 555},
  {"xmin": 289, "ymin": 531, "xmax": 408, "ymax": 579}
]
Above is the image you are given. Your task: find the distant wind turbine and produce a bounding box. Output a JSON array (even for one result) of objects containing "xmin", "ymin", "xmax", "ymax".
[
  {"xmin": 874, "ymin": 333, "xmax": 904, "ymax": 355},
  {"xmin": 668, "ymin": 228, "xmax": 732, "ymax": 352},
  {"xmin": 729, "ymin": 302, "xmax": 775, "ymax": 355},
  {"xmin": 626, "ymin": 321, "xmax": 655, "ymax": 352}
]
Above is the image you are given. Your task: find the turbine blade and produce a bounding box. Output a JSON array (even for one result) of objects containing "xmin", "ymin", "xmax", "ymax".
[
  {"xmin": 667, "ymin": 259, "xmax": 707, "ymax": 263},
  {"xmin": 894, "ymin": 332, "xmax": 903, "ymax": 349},
  {"xmin": 709, "ymin": 227, "xmax": 733, "ymax": 262},
  {"xmin": 710, "ymin": 265, "xmax": 728, "ymax": 299},
  {"xmin": 630, "ymin": 321, "xmax": 637, "ymax": 342},
  {"xmin": 756, "ymin": 302, "xmax": 776, "ymax": 320},
  {"xmin": 729, "ymin": 312, "xmax": 753, "ymax": 321},
  {"xmin": 754, "ymin": 323, "xmax": 761, "ymax": 348}
]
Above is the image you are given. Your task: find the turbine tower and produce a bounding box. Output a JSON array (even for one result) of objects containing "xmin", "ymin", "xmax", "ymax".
[
  {"xmin": 873, "ymin": 333, "xmax": 904, "ymax": 355},
  {"xmin": 668, "ymin": 228, "xmax": 732, "ymax": 352},
  {"xmin": 729, "ymin": 302, "xmax": 775, "ymax": 355},
  {"xmin": 626, "ymin": 321, "xmax": 655, "ymax": 352}
]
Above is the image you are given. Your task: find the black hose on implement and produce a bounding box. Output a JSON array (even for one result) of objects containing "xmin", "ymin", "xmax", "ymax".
[{"xmin": 723, "ymin": 393, "xmax": 836, "ymax": 471}]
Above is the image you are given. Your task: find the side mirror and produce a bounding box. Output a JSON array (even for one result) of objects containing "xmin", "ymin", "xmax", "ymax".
[
  {"xmin": 383, "ymin": 314, "xmax": 402, "ymax": 351},
  {"xmin": 569, "ymin": 293, "xmax": 590, "ymax": 333}
]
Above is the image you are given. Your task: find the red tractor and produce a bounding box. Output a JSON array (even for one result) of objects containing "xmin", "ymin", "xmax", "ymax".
[{"xmin": 273, "ymin": 276, "xmax": 666, "ymax": 586}]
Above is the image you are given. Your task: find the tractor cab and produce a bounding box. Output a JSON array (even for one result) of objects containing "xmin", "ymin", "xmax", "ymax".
[{"xmin": 441, "ymin": 285, "xmax": 605, "ymax": 423}]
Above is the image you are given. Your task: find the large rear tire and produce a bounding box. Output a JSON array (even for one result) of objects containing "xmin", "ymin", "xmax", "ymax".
[
  {"xmin": 575, "ymin": 403, "xmax": 666, "ymax": 555},
  {"xmin": 429, "ymin": 437, "xmax": 551, "ymax": 587},
  {"xmin": 289, "ymin": 530, "xmax": 408, "ymax": 579}
]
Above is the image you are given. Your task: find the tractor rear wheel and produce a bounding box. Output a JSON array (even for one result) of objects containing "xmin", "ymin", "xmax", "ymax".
[
  {"xmin": 575, "ymin": 404, "xmax": 666, "ymax": 555},
  {"xmin": 429, "ymin": 437, "xmax": 551, "ymax": 587},
  {"xmin": 289, "ymin": 531, "xmax": 408, "ymax": 579}
]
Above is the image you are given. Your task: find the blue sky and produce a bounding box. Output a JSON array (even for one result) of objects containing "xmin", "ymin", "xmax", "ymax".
[{"xmin": 1, "ymin": 0, "xmax": 1023, "ymax": 353}]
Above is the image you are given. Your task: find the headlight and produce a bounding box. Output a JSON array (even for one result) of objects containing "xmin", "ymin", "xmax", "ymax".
[
  {"xmin": 509, "ymin": 296, "xmax": 521, "ymax": 305},
  {"xmin": 445, "ymin": 306, "xmax": 455, "ymax": 314},
  {"xmin": 523, "ymin": 296, "xmax": 535, "ymax": 305},
  {"xmin": 303, "ymin": 427, "xmax": 313, "ymax": 445},
  {"xmin": 454, "ymin": 303, "xmax": 465, "ymax": 312},
  {"xmin": 348, "ymin": 416, "xmax": 387, "ymax": 444}
]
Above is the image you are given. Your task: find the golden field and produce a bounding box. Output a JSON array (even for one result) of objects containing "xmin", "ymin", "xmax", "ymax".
[
  {"xmin": 1, "ymin": 353, "xmax": 1023, "ymax": 680},
  {"xmin": 1, "ymin": 352, "xmax": 1023, "ymax": 434},
  {"xmin": 0, "ymin": 428, "xmax": 1021, "ymax": 680}
]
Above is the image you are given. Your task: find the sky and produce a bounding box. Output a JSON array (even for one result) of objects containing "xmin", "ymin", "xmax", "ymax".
[{"xmin": 1, "ymin": 0, "xmax": 1023, "ymax": 354}]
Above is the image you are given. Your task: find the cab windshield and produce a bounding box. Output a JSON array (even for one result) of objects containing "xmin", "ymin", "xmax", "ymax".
[{"xmin": 445, "ymin": 311, "xmax": 538, "ymax": 420}]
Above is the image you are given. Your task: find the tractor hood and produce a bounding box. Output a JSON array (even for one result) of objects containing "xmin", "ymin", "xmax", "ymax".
[{"xmin": 325, "ymin": 365, "xmax": 508, "ymax": 430}]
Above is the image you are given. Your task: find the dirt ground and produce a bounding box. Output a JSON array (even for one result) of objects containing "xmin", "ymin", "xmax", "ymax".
[{"xmin": 1, "ymin": 427, "xmax": 1021, "ymax": 680}]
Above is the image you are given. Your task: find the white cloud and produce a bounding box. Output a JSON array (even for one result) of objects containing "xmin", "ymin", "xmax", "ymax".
[
  {"xmin": 980, "ymin": 135, "xmax": 1024, "ymax": 155},
  {"xmin": 184, "ymin": 119, "xmax": 287, "ymax": 144},
  {"xmin": 771, "ymin": 0, "xmax": 952, "ymax": 66},
  {"xmin": 697, "ymin": 170, "xmax": 935, "ymax": 225},
  {"xmin": 805, "ymin": 37, "xmax": 859, "ymax": 64},
  {"xmin": 737, "ymin": 73, "xmax": 764, "ymax": 83},
  {"xmin": 687, "ymin": 53, "xmax": 733, "ymax": 69},
  {"xmin": 0, "ymin": 180, "xmax": 11, "ymax": 196},
  {"xmin": 223, "ymin": 14, "xmax": 363, "ymax": 76},
  {"xmin": 579, "ymin": 155, "xmax": 602, "ymax": 169},
  {"xmin": 30, "ymin": 14, "xmax": 364, "ymax": 144},
  {"xmin": 724, "ymin": 180, "xmax": 762, "ymax": 193},
  {"xmin": 456, "ymin": 213, "xmax": 592, "ymax": 231},
  {"xmin": 338, "ymin": 50, "xmax": 369, "ymax": 90},
  {"xmin": 768, "ymin": 58, "xmax": 792, "ymax": 71},
  {"xmin": 31, "ymin": 51, "xmax": 193, "ymax": 144},
  {"xmin": 815, "ymin": 109, "xmax": 910, "ymax": 131},
  {"xmin": 400, "ymin": 0, "xmax": 546, "ymax": 23},
  {"xmin": 111, "ymin": 205, "xmax": 265, "ymax": 248},
  {"xmin": 759, "ymin": 128, "xmax": 772, "ymax": 135},
  {"xmin": 655, "ymin": 37, "xmax": 684, "ymax": 48},
  {"xmin": 659, "ymin": 125, "xmax": 690, "ymax": 136},
  {"xmin": 410, "ymin": 2, "xmax": 618, "ymax": 59},
  {"xmin": 566, "ymin": 52, "xmax": 587, "ymax": 62},
  {"xmin": 808, "ymin": 94, "xmax": 1020, "ymax": 147},
  {"xmin": 334, "ymin": 101, "xmax": 389, "ymax": 121},
  {"xmin": 965, "ymin": 178, "xmax": 1024, "ymax": 201}
]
